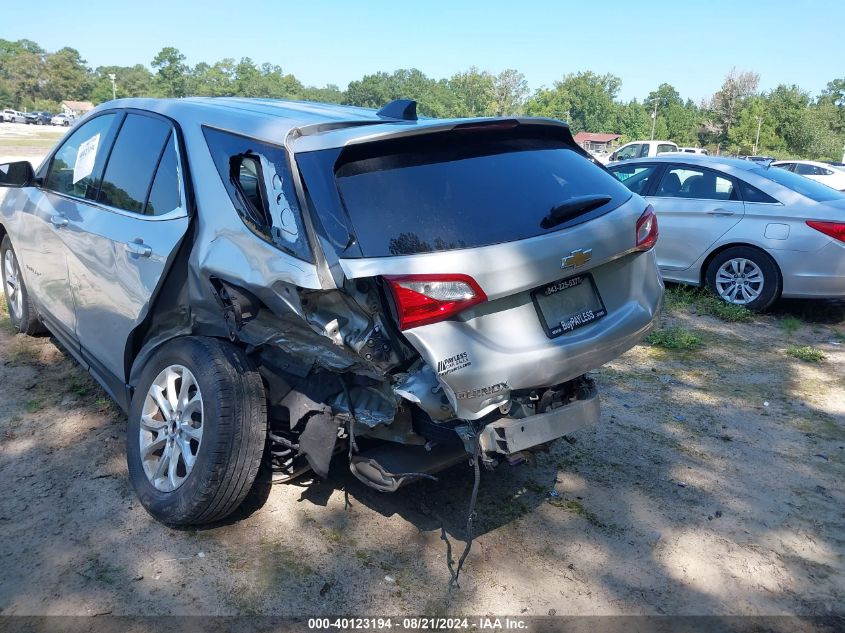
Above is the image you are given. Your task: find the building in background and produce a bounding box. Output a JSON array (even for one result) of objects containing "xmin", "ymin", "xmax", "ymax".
[
  {"xmin": 573, "ymin": 132, "xmax": 621, "ymax": 154},
  {"xmin": 60, "ymin": 100, "xmax": 95, "ymax": 117}
]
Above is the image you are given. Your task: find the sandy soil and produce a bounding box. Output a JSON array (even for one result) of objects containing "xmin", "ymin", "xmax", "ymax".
[{"xmin": 0, "ymin": 286, "xmax": 842, "ymax": 618}]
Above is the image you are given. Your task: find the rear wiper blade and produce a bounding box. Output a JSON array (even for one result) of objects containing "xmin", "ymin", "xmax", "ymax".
[{"xmin": 540, "ymin": 195, "xmax": 613, "ymax": 230}]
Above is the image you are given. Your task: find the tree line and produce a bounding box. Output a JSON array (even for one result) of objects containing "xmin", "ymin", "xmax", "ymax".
[{"xmin": 2, "ymin": 38, "xmax": 844, "ymax": 161}]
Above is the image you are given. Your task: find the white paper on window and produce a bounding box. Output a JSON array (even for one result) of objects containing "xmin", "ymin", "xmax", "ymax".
[{"xmin": 73, "ymin": 133, "xmax": 100, "ymax": 184}]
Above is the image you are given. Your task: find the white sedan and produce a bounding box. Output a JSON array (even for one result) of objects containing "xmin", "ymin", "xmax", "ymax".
[
  {"xmin": 50, "ymin": 113, "xmax": 74, "ymax": 126},
  {"xmin": 772, "ymin": 160, "xmax": 845, "ymax": 191}
]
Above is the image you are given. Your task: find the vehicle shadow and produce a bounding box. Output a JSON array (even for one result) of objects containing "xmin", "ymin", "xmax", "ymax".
[
  {"xmin": 768, "ymin": 297, "xmax": 845, "ymax": 324},
  {"xmin": 296, "ymin": 449, "xmax": 557, "ymax": 539}
]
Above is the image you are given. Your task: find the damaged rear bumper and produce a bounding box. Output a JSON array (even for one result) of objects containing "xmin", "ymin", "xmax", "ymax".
[{"xmin": 479, "ymin": 382, "xmax": 599, "ymax": 455}]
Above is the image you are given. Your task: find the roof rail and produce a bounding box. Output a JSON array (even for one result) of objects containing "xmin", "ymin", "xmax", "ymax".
[{"xmin": 376, "ymin": 99, "xmax": 417, "ymax": 121}]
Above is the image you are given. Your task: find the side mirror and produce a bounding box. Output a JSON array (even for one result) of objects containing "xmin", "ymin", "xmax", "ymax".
[
  {"xmin": 0, "ymin": 161, "xmax": 35, "ymax": 187},
  {"xmin": 609, "ymin": 153, "xmax": 618, "ymax": 161}
]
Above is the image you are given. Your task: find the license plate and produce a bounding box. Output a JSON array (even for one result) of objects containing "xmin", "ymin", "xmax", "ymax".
[{"xmin": 531, "ymin": 274, "xmax": 607, "ymax": 338}]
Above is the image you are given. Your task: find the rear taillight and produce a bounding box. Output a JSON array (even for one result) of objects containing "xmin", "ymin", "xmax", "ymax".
[
  {"xmin": 385, "ymin": 274, "xmax": 487, "ymax": 330},
  {"xmin": 807, "ymin": 220, "xmax": 845, "ymax": 242},
  {"xmin": 635, "ymin": 205, "xmax": 659, "ymax": 251}
]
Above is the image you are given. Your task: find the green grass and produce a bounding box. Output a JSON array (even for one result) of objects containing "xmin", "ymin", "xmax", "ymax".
[
  {"xmin": 66, "ymin": 374, "xmax": 92, "ymax": 398},
  {"xmin": 781, "ymin": 316, "xmax": 802, "ymax": 337},
  {"xmin": 663, "ymin": 284, "xmax": 700, "ymax": 311},
  {"xmin": 647, "ymin": 326, "xmax": 704, "ymax": 350},
  {"xmin": 0, "ymin": 137, "xmax": 58, "ymax": 149},
  {"xmin": 697, "ymin": 294, "xmax": 753, "ymax": 322},
  {"xmin": 547, "ymin": 497, "xmax": 605, "ymax": 528},
  {"xmin": 786, "ymin": 345, "xmax": 826, "ymax": 363},
  {"xmin": 663, "ymin": 285, "xmax": 753, "ymax": 322},
  {"xmin": 25, "ymin": 398, "xmax": 45, "ymax": 413}
]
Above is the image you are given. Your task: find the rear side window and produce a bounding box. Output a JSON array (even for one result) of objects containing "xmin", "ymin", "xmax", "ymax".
[
  {"xmin": 333, "ymin": 132, "xmax": 632, "ymax": 257},
  {"xmin": 655, "ymin": 166, "xmax": 737, "ymax": 200},
  {"xmin": 45, "ymin": 114, "xmax": 118, "ymax": 200},
  {"xmin": 738, "ymin": 180, "xmax": 779, "ymax": 204},
  {"xmin": 203, "ymin": 126, "xmax": 311, "ymax": 262},
  {"xmin": 145, "ymin": 134, "xmax": 181, "ymax": 216},
  {"xmin": 98, "ymin": 113, "xmax": 173, "ymax": 213},
  {"xmin": 657, "ymin": 144, "xmax": 677, "ymax": 154},
  {"xmin": 610, "ymin": 164, "xmax": 660, "ymax": 196}
]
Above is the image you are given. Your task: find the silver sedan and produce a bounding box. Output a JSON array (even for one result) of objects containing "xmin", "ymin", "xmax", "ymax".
[{"xmin": 608, "ymin": 155, "xmax": 845, "ymax": 310}]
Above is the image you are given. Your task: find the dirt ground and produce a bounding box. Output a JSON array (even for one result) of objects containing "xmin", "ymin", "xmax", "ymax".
[
  {"xmin": 0, "ymin": 281, "xmax": 843, "ymax": 618},
  {"xmin": 0, "ymin": 120, "xmax": 65, "ymax": 166}
]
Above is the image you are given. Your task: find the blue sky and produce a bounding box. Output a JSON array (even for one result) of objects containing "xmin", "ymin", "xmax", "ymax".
[{"xmin": 5, "ymin": 0, "xmax": 844, "ymax": 103}]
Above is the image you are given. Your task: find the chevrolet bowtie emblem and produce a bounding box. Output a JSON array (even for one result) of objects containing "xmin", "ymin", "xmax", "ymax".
[{"xmin": 561, "ymin": 249, "xmax": 593, "ymax": 269}]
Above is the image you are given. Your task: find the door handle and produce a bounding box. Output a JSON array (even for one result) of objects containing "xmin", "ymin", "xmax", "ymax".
[
  {"xmin": 125, "ymin": 240, "xmax": 152, "ymax": 258},
  {"xmin": 707, "ymin": 208, "xmax": 735, "ymax": 216},
  {"xmin": 49, "ymin": 214, "xmax": 68, "ymax": 228}
]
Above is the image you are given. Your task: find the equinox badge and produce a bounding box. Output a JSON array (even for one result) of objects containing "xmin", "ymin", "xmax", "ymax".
[{"xmin": 561, "ymin": 249, "xmax": 593, "ymax": 270}]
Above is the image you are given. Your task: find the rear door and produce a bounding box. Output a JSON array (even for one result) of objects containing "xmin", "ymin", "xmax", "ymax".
[
  {"xmin": 646, "ymin": 163, "xmax": 745, "ymax": 271},
  {"xmin": 67, "ymin": 111, "xmax": 190, "ymax": 385}
]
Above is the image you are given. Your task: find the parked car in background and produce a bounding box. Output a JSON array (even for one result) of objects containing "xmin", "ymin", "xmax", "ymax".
[
  {"xmin": 24, "ymin": 111, "xmax": 52, "ymax": 125},
  {"xmin": 679, "ymin": 147, "xmax": 709, "ymax": 155},
  {"xmin": 825, "ymin": 161, "xmax": 845, "ymax": 171},
  {"xmin": 50, "ymin": 113, "xmax": 74, "ymax": 126},
  {"xmin": 2, "ymin": 109, "xmax": 26, "ymax": 123},
  {"xmin": 772, "ymin": 160, "xmax": 845, "ymax": 191},
  {"xmin": 0, "ymin": 97, "xmax": 663, "ymax": 526},
  {"xmin": 744, "ymin": 155, "xmax": 775, "ymax": 163},
  {"xmin": 603, "ymin": 140, "xmax": 678, "ymax": 163},
  {"xmin": 608, "ymin": 155, "xmax": 845, "ymax": 310}
]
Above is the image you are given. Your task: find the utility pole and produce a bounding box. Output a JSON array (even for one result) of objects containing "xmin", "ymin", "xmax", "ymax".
[
  {"xmin": 108, "ymin": 73, "xmax": 116, "ymax": 100},
  {"xmin": 650, "ymin": 102, "xmax": 658, "ymax": 140},
  {"xmin": 753, "ymin": 116, "xmax": 762, "ymax": 155}
]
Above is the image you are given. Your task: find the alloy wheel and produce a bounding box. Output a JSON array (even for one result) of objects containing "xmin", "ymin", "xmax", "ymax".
[
  {"xmin": 715, "ymin": 257, "xmax": 764, "ymax": 305},
  {"xmin": 140, "ymin": 365, "xmax": 204, "ymax": 492},
  {"xmin": 3, "ymin": 249, "xmax": 23, "ymax": 320}
]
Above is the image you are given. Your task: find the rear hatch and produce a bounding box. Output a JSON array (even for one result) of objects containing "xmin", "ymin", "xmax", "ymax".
[{"xmin": 297, "ymin": 122, "xmax": 664, "ymax": 419}]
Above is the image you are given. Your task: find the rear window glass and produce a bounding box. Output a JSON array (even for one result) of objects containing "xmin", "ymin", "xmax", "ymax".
[
  {"xmin": 752, "ymin": 166, "xmax": 845, "ymax": 202},
  {"xmin": 334, "ymin": 134, "xmax": 632, "ymax": 257}
]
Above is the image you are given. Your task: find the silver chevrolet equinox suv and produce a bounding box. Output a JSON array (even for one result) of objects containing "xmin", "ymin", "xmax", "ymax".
[{"xmin": 0, "ymin": 98, "xmax": 663, "ymax": 525}]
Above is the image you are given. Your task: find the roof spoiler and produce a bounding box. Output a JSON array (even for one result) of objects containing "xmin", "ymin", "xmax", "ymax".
[{"xmin": 376, "ymin": 99, "xmax": 417, "ymax": 121}]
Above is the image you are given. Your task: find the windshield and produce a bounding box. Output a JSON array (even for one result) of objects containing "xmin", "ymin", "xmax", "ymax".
[
  {"xmin": 752, "ymin": 166, "xmax": 845, "ymax": 202},
  {"xmin": 333, "ymin": 133, "xmax": 632, "ymax": 257}
]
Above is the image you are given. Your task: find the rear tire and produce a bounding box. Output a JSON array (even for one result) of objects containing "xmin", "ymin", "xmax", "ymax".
[
  {"xmin": 705, "ymin": 246, "xmax": 780, "ymax": 312},
  {"xmin": 127, "ymin": 336, "xmax": 267, "ymax": 526},
  {"xmin": 1, "ymin": 236, "xmax": 43, "ymax": 335}
]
